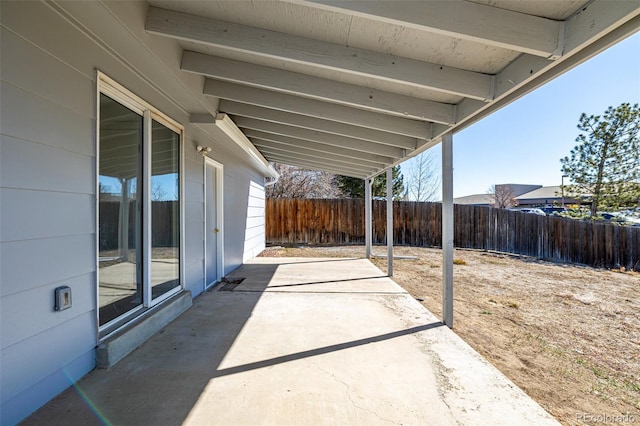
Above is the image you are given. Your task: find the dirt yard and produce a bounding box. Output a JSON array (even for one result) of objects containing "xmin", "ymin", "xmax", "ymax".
[{"xmin": 260, "ymin": 245, "xmax": 639, "ymax": 425}]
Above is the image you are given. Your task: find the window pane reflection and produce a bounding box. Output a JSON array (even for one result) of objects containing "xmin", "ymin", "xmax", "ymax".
[
  {"xmin": 98, "ymin": 94, "xmax": 143, "ymax": 326},
  {"xmin": 150, "ymin": 120, "xmax": 180, "ymax": 299}
]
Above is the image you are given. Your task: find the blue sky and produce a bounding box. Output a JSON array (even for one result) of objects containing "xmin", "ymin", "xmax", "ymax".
[{"xmin": 404, "ymin": 32, "xmax": 640, "ymax": 199}]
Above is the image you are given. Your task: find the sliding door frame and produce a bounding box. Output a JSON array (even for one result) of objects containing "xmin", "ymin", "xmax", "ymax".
[{"xmin": 96, "ymin": 71, "xmax": 185, "ymax": 340}]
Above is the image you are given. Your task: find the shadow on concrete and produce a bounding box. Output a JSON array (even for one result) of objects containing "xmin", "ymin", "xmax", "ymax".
[
  {"xmin": 264, "ymin": 257, "xmax": 362, "ymax": 266},
  {"xmin": 253, "ymin": 275, "xmax": 389, "ymax": 289},
  {"xmin": 212, "ymin": 322, "xmax": 443, "ymax": 378}
]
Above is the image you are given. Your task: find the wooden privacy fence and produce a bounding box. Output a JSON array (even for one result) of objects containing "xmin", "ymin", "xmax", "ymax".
[{"xmin": 266, "ymin": 198, "xmax": 640, "ymax": 270}]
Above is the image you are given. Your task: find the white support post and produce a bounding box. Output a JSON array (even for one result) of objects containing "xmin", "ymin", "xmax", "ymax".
[
  {"xmin": 386, "ymin": 168, "xmax": 394, "ymax": 276},
  {"xmin": 442, "ymin": 132, "xmax": 454, "ymax": 328},
  {"xmin": 365, "ymin": 178, "xmax": 372, "ymax": 259},
  {"xmin": 119, "ymin": 178, "xmax": 130, "ymax": 261}
]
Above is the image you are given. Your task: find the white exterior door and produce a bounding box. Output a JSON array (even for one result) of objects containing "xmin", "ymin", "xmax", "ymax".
[{"xmin": 205, "ymin": 158, "xmax": 223, "ymax": 288}]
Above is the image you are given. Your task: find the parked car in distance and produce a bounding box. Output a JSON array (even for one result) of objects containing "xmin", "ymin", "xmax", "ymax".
[
  {"xmin": 597, "ymin": 212, "xmax": 640, "ymax": 226},
  {"xmin": 598, "ymin": 212, "xmax": 640, "ymax": 226},
  {"xmin": 539, "ymin": 206, "xmax": 567, "ymax": 216},
  {"xmin": 509, "ymin": 208, "xmax": 546, "ymax": 216},
  {"xmin": 599, "ymin": 212, "xmax": 619, "ymax": 221}
]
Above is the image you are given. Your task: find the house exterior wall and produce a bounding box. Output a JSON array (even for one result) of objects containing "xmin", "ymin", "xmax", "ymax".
[
  {"xmin": 223, "ymin": 171, "xmax": 267, "ymax": 268},
  {"xmin": 0, "ymin": 1, "xmax": 268, "ymax": 423},
  {"xmin": 244, "ymin": 180, "xmax": 268, "ymax": 262}
]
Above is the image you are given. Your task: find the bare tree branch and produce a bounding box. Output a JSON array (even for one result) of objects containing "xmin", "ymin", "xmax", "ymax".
[
  {"xmin": 488, "ymin": 184, "xmax": 519, "ymax": 208},
  {"xmin": 266, "ymin": 163, "xmax": 342, "ymax": 199},
  {"xmin": 405, "ymin": 152, "xmax": 439, "ymax": 202}
]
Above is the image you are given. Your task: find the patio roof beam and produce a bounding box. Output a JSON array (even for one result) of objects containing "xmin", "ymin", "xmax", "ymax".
[
  {"xmin": 262, "ymin": 154, "xmax": 370, "ymax": 178},
  {"xmin": 245, "ymin": 129, "xmax": 400, "ymax": 163},
  {"xmin": 248, "ymin": 134, "xmax": 393, "ymax": 166},
  {"xmin": 236, "ymin": 119, "xmax": 406, "ymax": 157},
  {"xmin": 252, "ymin": 138, "xmax": 387, "ymax": 167},
  {"xmin": 220, "ymin": 101, "xmax": 419, "ymax": 148},
  {"xmin": 296, "ymin": 0, "xmax": 563, "ymax": 58},
  {"xmin": 147, "ymin": 6, "xmax": 493, "ymax": 100},
  {"xmin": 492, "ymin": 0, "xmax": 640, "ymax": 107},
  {"xmin": 204, "ymin": 79, "xmax": 430, "ymax": 139},
  {"xmin": 183, "ymin": 52, "xmax": 455, "ymax": 124},
  {"xmin": 452, "ymin": 3, "xmax": 640, "ymax": 133},
  {"xmin": 255, "ymin": 145, "xmax": 383, "ymax": 172}
]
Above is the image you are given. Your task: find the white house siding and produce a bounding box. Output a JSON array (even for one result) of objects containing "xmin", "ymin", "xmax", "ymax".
[
  {"xmin": 244, "ymin": 181, "xmax": 268, "ymax": 262},
  {"xmin": 223, "ymin": 169, "xmax": 268, "ymax": 269},
  {"xmin": 183, "ymin": 152, "xmax": 208, "ymax": 293},
  {"xmin": 0, "ymin": 1, "xmax": 269, "ymax": 423},
  {"xmin": 1, "ymin": 14, "xmax": 99, "ymax": 423}
]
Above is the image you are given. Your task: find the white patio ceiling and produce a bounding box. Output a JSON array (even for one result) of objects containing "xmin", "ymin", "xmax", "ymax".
[{"xmin": 146, "ymin": 0, "xmax": 639, "ymax": 179}]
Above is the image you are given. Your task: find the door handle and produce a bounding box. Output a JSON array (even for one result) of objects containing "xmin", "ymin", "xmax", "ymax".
[{"xmin": 214, "ymin": 228, "xmax": 220, "ymax": 233}]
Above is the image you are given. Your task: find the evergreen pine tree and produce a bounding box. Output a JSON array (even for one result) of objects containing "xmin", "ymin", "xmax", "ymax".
[
  {"xmin": 336, "ymin": 165, "xmax": 405, "ymax": 200},
  {"xmin": 561, "ymin": 103, "xmax": 640, "ymax": 216}
]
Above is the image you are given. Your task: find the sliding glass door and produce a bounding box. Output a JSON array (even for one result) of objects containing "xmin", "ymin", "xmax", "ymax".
[{"xmin": 98, "ymin": 76, "xmax": 182, "ymax": 332}]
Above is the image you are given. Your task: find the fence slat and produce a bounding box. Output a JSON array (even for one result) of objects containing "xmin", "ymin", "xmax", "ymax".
[{"xmin": 266, "ymin": 199, "xmax": 639, "ymax": 270}]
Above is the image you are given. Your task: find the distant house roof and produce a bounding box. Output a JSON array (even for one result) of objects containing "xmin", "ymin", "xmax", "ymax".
[
  {"xmin": 516, "ymin": 186, "xmax": 561, "ymax": 201},
  {"xmin": 516, "ymin": 185, "xmax": 588, "ymax": 205},
  {"xmin": 455, "ymin": 184, "xmax": 576, "ymax": 207},
  {"xmin": 453, "ymin": 194, "xmax": 494, "ymax": 206},
  {"xmin": 454, "ymin": 183, "xmax": 540, "ymax": 206},
  {"xmin": 496, "ymin": 184, "xmax": 542, "ymax": 197}
]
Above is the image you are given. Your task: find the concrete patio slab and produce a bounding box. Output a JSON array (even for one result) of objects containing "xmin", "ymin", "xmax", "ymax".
[{"xmin": 22, "ymin": 257, "xmax": 559, "ymax": 426}]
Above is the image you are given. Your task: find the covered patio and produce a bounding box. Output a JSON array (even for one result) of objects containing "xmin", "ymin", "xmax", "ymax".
[
  {"xmin": 3, "ymin": 1, "xmax": 639, "ymax": 423},
  {"xmin": 145, "ymin": 0, "xmax": 639, "ymax": 328},
  {"xmin": 24, "ymin": 257, "xmax": 558, "ymax": 425}
]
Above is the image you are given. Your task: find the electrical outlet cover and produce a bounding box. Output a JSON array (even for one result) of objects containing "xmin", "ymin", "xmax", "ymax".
[{"xmin": 54, "ymin": 286, "xmax": 72, "ymax": 311}]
